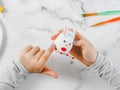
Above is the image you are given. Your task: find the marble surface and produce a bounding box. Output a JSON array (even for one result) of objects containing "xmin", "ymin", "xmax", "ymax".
[
  {"xmin": 0, "ymin": 23, "xmax": 2, "ymax": 49},
  {"xmin": 0, "ymin": 0, "xmax": 120, "ymax": 90}
]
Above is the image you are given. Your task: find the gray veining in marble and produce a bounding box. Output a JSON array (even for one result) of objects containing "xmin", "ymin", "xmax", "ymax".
[{"xmin": 0, "ymin": 0, "xmax": 120, "ymax": 90}]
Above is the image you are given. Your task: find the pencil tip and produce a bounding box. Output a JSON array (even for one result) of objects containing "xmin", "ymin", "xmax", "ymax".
[{"xmin": 82, "ymin": 14, "xmax": 86, "ymax": 17}]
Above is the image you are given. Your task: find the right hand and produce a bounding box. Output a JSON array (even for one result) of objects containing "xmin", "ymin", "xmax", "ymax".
[{"xmin": 51, "ymin": 30, "xmax": 98, "ymax": 66}]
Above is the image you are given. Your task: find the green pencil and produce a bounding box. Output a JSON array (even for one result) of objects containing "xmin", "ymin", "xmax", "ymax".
[{"xmin": 82, "ymin": 10, "xmax": 120, "ymax": 17}]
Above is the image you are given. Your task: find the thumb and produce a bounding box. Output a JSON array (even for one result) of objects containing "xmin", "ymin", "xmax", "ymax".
[
  {"xmin": 42, "ymin": 67, "xmax": 58, "ymax": 78},
  {"xmin": 73, "ymin": 40, "xmax": 83, "ymax": 47}
]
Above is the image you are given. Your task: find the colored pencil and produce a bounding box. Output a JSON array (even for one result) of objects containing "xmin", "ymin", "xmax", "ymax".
[
  {"xmin": 82, "ymin": 10, "xmax": 120, "ymax": 17},
  {"xmin": 90, "ymin": 16, "xmax": 120, "ymax": 27}
]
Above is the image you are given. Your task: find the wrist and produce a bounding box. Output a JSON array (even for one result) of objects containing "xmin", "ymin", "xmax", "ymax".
[
  {"xmin": 14, "ymin": 59, "xmax": 30, "ymax": 76},
  {"xmin": 87, "ymin": 51, "xmax": 98, "ymax": 66}
]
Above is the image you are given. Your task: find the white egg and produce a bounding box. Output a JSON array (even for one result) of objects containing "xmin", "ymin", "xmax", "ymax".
[{"xmin": 55, "ymin": 29, "xmax": 75, "ymax": 53}]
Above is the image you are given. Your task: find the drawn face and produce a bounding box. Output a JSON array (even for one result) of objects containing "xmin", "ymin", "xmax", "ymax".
[
  {"xmin": 60, "ymin": 37, "xmax": 73, "ymax": 52},
  {"xmin": 55, "ymin": 30, "xmax": 74, "ymax": 53}
]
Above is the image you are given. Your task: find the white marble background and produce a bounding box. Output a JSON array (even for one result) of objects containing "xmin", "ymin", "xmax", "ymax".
[{"xmin": 0, "ymin": 0, "xmax": 120, "ymax": 90}]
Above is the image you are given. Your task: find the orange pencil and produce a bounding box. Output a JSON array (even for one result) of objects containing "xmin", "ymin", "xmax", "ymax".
[{"xmin": 90, "ymin": 16, "xmax": 120, "ymax": 27}]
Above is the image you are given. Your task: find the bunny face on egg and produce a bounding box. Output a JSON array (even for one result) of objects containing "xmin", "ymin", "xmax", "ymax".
[{"xmin": 55, "ymin": 30, "xmax": 75, "ymax": 53}]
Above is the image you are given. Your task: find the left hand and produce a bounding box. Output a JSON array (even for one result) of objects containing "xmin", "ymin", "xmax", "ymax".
[{"xmin": 19, "ymin": 45, "xmax": 58, "ymax": 78}]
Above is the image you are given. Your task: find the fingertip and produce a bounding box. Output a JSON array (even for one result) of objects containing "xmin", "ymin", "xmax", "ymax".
[
  {"xmin": 26, "ymin": 45, "xmax": 33, "ymax": 49},
  {"xmin": 22, "ymin": 45, "xmax": 33, "ymax": 52},
  {"xmin": 73, "ymin": 40, "xmax": 83, "ymax": 47},
  {"xmin": 48, "ymin": 43, "xmax": 56, "ymax": 51},
  {"xmin": 44, "ymin": 71, "xmax": 59, "ymax": 79},
  {"xmin": 73, "ymin": 40, "xmax": 78, "ymax": 45},
  {"xmin": 51, "ymin": 30, "xmax": 63, "ymax": 40},
  {"xmin": 51, "ymin": 36, "xmax": 56, "ymax": 40},
  {"xmin": 53, "ymin": 73, "xmax": 59, "ymax": 79},
  {"xmin": 51, "ymin": 34, "xmax": 59, "ymax": 40}
]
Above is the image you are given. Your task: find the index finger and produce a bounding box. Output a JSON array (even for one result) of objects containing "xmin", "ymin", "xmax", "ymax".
[
  {"xmin": 38, "ymin": 44, "xmax": 55, "ymax": 65},
  {"xmin": 51, "ymin": 30, "xmax": 63, "ymax": 40}
]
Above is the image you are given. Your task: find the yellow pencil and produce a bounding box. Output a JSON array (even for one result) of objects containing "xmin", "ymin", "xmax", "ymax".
[{"xmin": 0, "ymin": 6, "xmax": 4, "ymax": 12}]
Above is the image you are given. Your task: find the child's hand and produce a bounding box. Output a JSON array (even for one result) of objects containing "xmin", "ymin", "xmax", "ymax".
[
  {"xmin": 51, "ymin": 30, "xmax": 98, "ymax": 66},
  {"xmin": 19, "ymin": 45, "xmax": 58, "ymax": 78}
]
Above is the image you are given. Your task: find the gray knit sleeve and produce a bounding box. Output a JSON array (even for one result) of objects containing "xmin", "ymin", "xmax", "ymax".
[
  {"xmin": 88, "ymin": 53, "xmax": 120, "ymax": 90},
  {"xmin": 0, "ymin": 60, "xmax": 30, "ymax": 90}
]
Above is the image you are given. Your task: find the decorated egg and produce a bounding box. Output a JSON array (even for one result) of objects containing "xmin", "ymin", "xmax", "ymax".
[{"xmin": 55, "ymin": 29, "xmax": 76, "ymax": 54}]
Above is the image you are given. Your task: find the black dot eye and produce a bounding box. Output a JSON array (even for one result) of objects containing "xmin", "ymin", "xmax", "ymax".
[
  {"xmin": 63, "ymin": 40, "xmax": 66, "ymax": 43},
  {"xmin": 69, "ymin": 43, "xmax": 71, "ymax": 45}
]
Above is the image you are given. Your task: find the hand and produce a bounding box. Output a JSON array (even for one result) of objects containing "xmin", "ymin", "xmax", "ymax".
[
  {"xmin": 51, "ymin": 30, "xmax": 98, "ymax": 66},
  {"xmin": 19, "ymin": 45, "xmax": 58, "ymax": 78}
]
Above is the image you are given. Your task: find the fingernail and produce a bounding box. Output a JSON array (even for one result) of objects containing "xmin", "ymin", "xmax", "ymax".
[
  {"xmin": 50, "ymin": 43, "xmax": 56, "ymax": 48},
  {"xmin": 73, "ymin": 40, "xmax": 77, "ymax": 45}
]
